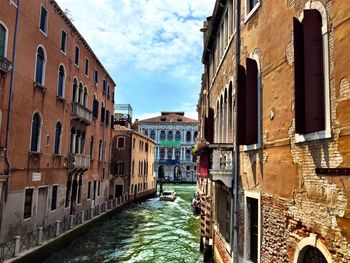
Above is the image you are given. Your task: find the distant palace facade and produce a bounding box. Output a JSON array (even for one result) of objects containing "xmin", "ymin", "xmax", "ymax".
[{"xmin": 135, "ymin": 112, "xmax": 198, "ymax": 183}]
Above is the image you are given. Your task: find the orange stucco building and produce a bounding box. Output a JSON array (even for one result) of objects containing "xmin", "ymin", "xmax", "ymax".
[{"xmin": 0, "ymin": 0, "xmax": 115, "ymax": 242}]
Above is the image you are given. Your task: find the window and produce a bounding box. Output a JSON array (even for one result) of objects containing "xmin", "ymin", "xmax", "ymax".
[
  {"xmin": 186, "ymin": 149, "xmax": 191, "ymax": 160},
  {"xmin": 237, "ymin": 57, "xmax": 260, "ymax": 147},
  {"xmin": 51, "ymin": 185, "xmax": 58, "ymax": 211},
  {"xmin": 60, "ymin": 30, "xmax": 67, "ymax": 53},
  {"xmin": 160, "ymin": 148, "xmax": 165, "ymax": 160},
  {"xmin": 35, "ymin": 46, "xmax": 46, "ymax": 84},
  {"xmin": 293, "ymin": 8, "xmax": 330, "ymax": 141},
  {"xmin": 132, "ymin": 160, "xmax": 135, "ymax": 175},
  {"xmin": 106, "ymin": 110, "xmax": 110, "ymax": 126},
  {"xmin": 244, "ymin": 193, "xmax": 261, "ymax": 263},
  {"xmin": 175, "ymin": 131, "xmax": 181, "ymax": 141},
  {"xmin": 54, "ymin": 121, "xmax": 62, "ymax": 155},
  {"xmin": 97, "ymin": 181, "xmax": 100, "ymax": 196},
  {"xmin": 167, "ymin": 131, "xmax": 173, "ymax": 140},
  {"xmin": 102, "ymin": 79, "xmax": 106, "ymax": 93},
  {"xmin": 72, "ymin": 78, "xmax": 78, "ymax": 102},
  {"xmin": 23, "ymin": 189, "xmax": 33, "ymax": 219},
  {"xmin": 83, "ymin": 87, "xmax": 88, "ymax": 107},
  {"xmin": 193, "ymin": 131, "xmax": 198, "ymax": 141},
  {"xmin": 94, "ymin": 69, "xmax": 98, "ymax": 84},
  {"xmin": 0, "ymin": 23, "xmax": 7, "ymax": 57},
  {"xmin": 116, "ymin": 162, "xmax": 124, "ymax": 175},
  {"xmin": 93, "ymin": 181, "xmax": 97, "ymax": 200},
  {"xmin": 30, "ymin": 112, "xmax": 42, "ymax": 152},
  {"xmin": 98, "ymin": 139, "xmax": 102, "ymax": 161},
  {"xmin": 92, "ymin": 95, "xmax": 99, "ymax": 119},
  {"xmin": 167, "ymin": 147, "xmax": 172, "ymax": 160},
  {"xmin": 133, "ymin": 138, "xmax": 135, "ymax": 148},
  {"xmin": 85, "ymin": 58, "xmax": 89, "ymax": 76},
  {"xmin": 215, "ymin": 184, "xmax": 231, "ymax": 243},
  {"xmin": 74, "ymin": 46, "xmax": 80, "ymax": 66},
  {"xmin": 39, "ymin": 6, "xmax": 48, "ymax": 34},
  {"xmin": 86, "ymin": 182, "xmax": 91, "ymax": 200},
  {"xmin": 175, "ymin": 148, "xmax": 180, "ymax": 160},
  {"xmin": 101, "ymin": 102, "xmax": 105, "ymax": 123},
  {"xmin": 90, "ymin": 135, "xmax": 94, "ymax": 159},
  {"xmin": 150, "ymin": 130, "xmax": 156, "ymax": 140},
  {"xmin": 186, "ymin": 131, "xmax": 191, "ymax": 142},
  {"xmin": 117, "ymin": 137, "xmax": 125, "ymax": 148},
  {"xmin": 57, "ymin": 65, "xmax": 65, "ymax": 97},
  {"xmin": 78, "ymin": 83, "xmax": 83, "ymax": 105},
  {"xmin": 160, "ymin": 130, "xmax": 166, "ymax": 141},
  {"xmin": 245, "ymin": 0, "xmax": 260, "ymax": 19},
  {"xmin": 107, "ymin": 84, "xmax": 110, "ymax": 98}
]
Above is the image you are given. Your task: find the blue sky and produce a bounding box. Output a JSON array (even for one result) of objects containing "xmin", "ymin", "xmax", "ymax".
[{"xmin": 55, "ymin": 0, "xmax": 215, "ymax": 120}]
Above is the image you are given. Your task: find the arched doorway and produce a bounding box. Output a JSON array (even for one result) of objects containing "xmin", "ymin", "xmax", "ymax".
[
  {"xmin": 174, "ymin": 166, "xmax": 181, "ymax": 181},
  {"xmin": 298, "ymin": 246, "xmax": 327, "ymax": 263}
]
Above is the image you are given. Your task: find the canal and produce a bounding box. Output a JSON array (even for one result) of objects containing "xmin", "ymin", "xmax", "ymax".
[{"xmin": 44, "ymin": 184, "xmax": 202, "ymax": 263}]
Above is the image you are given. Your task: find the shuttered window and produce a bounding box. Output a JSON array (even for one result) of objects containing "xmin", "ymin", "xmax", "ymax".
[
  {"xmin": 237, "ymin": 59, "xmax": 259, "ymax": 146},
  {"xmin": 294, "ymin": 10, "xmax": 325, "ymax": 134},
  {"xmin": 204, "ymin": 107, "xmax": 214, "ymax": 143},
  {"xmin": 0, "ymin": 24, "xmax": 6, "ymax": 57},
  {"xmin": 92, "ymin": 98, "xmax": 99, "ymax": 119}
]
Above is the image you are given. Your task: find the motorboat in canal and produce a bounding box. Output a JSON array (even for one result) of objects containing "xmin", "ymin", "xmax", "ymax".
[{"xmin": 159, "ymin": 190, "xmax": 176, "ymax": 201}]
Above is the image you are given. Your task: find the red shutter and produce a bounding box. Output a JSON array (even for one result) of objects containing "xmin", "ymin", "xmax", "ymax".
[
  {"xmin": 293, "ymin": 17, "xmax": 306, "ymax": 134},
  {"xmin": 303, "ymin": 10, "xmax": 325, "ymax": 133},
  {"xmin": 245, "ymin": 58, "xmax": 258, "ymax": 145},
  {"xmin": 205, "ymin": 107, "xmax": 214, "ymax": 144},
  {"xmin": 237, "ymin": 65, "xmax": 246, "ymax": 145}
]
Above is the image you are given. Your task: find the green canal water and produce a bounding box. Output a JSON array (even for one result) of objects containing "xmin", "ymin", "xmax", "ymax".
[{"xmin": 44, "ymin": 184, "xmax": 202, "ymax": 263}]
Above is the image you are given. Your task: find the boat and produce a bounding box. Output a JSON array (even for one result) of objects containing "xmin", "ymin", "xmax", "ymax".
[
  {"xmin": 191, "ymin": 193, "xmax": 201, "ymax": 213},
  {"xmin": 160, "ymin": 190, "xmax": 176, "ymax": 201}
]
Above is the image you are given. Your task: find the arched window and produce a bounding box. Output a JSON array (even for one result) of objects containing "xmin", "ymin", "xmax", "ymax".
[
  {"xmin": 186, "ymin": 149, "xmax": 191, "ymax": 160},
  {"xmin": 117, "ymin": 137, "xmax": 125, "ymax": 148},
  {"xmin": 92, "ymin": 94, "xmax": 99, "ymax": 119},
  {"xmin": 72, "ymin": 78, "xmax": 78, "ymax": 103},
  {"xmin": 35, "ymin": 46, "xmax": 46, "ymax": 84},
  {"xmin": 53, "ymin": 121, "xmax": 62, "ymax": 155},
  {"xmin": 175, "ymin": 148, "xmax": 180, "ymax": 160},
  {"xmin": 150, "ymin": 130, "xmax": 155, "ymax": 140},
  {"xmin": 228, "ymin": 83, "xmax": 233, "ymax": 142},
  {"xmin": 160, "ymin": 130, "xmax": 166, "ymax": 141},
  {"xmin": 57, "ymin": 65, "xmax": 65, "ymax": 97},
  {"xmin": 30, "ymin": 112, "xmax": 42, "ymax": 152},
  {"xmin": 167, "ymin": 130, "xmax": 173, "ymax": 140},
  {"xmin": 193, "ymin": 131, "xmax": 198, "ymax": 141},
  {"xmin": 299, "ymin": 246, "xmax": 327, "ymax": 263},
  {"xmin": 81, "ymin": 131, "xmax": 86, "ymax": 154},
  {"xmin": 160, "ymin": 148, "xmax": 165, "ymax": 160},
  {"xmin": 186, "ymin": 131, "xmax": 191, "ymax": 142},
  {"xmin": 78, "ymin": 83, "xmax": 83, "ymax": 105},
  {"xmin": 0, "ymin": 23, "xmax": 7, "ymax": 57},
  {"xmin": 175, "ymin": 131, "xmax": 181, "ymax": 141},
  {"xmin": 83, "ymin": 87, "xmax": 88, "ymax": 107},
  {"xmin": 167, "ymin": 147, "xmax": 172, "ymax": 160},
  {"xmin": 101, "ymin": 101, "xmax": 105, "ymax": 123},
  {"xmin": 90, "ymin": 135, "xmax": 94, "ymax": 159}
]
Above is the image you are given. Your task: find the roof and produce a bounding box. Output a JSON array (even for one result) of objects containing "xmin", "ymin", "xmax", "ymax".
[
  {"xmin": 114, "ymin": 125, "xmax": 156, "ymax": 144},
  {"xmin": 138, "ymin": 112, "xmax": 198, "ymax": 124}
]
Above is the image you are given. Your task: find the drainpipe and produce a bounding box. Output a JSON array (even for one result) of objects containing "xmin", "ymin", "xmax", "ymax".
[{"xmin": 233, "ymin": 0, "xmax": 241, "ymax": 262}]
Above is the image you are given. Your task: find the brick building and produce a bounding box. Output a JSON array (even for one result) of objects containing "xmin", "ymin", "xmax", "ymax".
[
  {"xmin": 0, "ymin": 0, "xmax": 115, "ymax": 242},
  {"xmin": 198, "ymin": 0, "xmax": 350, "ymax": 262},
  {"xmin": 111, "ymin": 125, "xmax": 156, "ymax": 202}
]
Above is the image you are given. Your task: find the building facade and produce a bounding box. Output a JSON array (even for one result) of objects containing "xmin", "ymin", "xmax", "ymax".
[
  {"xmin": 111, "ymin": 125, "xmax": 156, "ymax": 202},
  {"xmin": 137, "ymin": 112, "xmax": 198, "ymax": 183},
  {"xmin": 198, "ymin": 0, "xmax": 350, "ymax": 262},
  {"xmin": 0, "ymin": 0, "xmax": 115, "ymax": 242}
]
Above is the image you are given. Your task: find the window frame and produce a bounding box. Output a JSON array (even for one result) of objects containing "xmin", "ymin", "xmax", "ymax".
[
  {"xmin": 294, "ymin": 2, "xmax": 331, "ymax": 143},
  {"xmin": 53, "ymin": 120, "xmax": 62, "ymax": 155},
  {"xmin": 23, "ymin": 188, "xmax": 34, "ymax": 220},
  {"xmin": 34, "ymin": 45, "xmax": 47, "ymax": 85},
  {"xmin": 117, "ymin": 136, "xmax": 125, "ymax": 149},
  {"xmin": 94, "ymin": 68, "xmax": 99, "ymax": 85},
  {"xmin": 60, "ymin": 29, "xmax": 67, "ymax": 54},
  {"xmin": 50, "ymin": 185, "xmax": 58, "ymax": 211},
  {"xmin": 39, "ymin": 5, "xmax": 48, "ymax": 36},
  {"xmin": 244, "ymin": 0, "xmax": 261, "ymax": 23},
  {"xmin": 57, "ymin": 64, "xmax": 66, "ymax": 98},
  {"xmin": 74, "ymin": 45, "xmax": 80, "ymax": 67},
  {"xmin": 30, "ymin": 111, "xmax": 43, "ymax": 153},
  {"xmin": 85, "ymin": 58, "xmax": 89, "ymax": 77},
  {"xmin": 0, "ymin": 21, "xmax": 9, "ymax": 58}
]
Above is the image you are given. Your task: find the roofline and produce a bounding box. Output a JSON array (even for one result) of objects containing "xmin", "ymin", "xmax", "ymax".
[{"xmin": 49, "ymin": 0, "xmax": 116, "ymax": 86}]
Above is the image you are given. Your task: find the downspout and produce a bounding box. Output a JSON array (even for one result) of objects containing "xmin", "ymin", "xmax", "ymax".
[
  {"xmin": 233, "ymin": 0, "xmax": 241, "ymax": 262},
  {"xmin": 206, "ymin": 62, "xmax": 210, "ymax": 196}
]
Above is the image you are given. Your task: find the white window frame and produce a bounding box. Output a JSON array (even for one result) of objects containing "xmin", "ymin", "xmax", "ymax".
[
  {"xmin": 60, "ymin": 29, "xmax": 67, "ymax": 55},
  {"xmin": 244, "ymin": 191, "xmax": 261, "ymax": 263},
  {"xmin": 294, "ymin": 1, "xmax": 331, "ymax": 143},
  {"xmin": 74, "ymin": 45, "xmax": 80, "ymax": 67},
  {"xmin": 244, "ymin": 53, "xmax": 262, "ymax": 151},
  {"xmin": 39, "ymin": 5, "xmax": 48, "ymax": 36},
  {"xmin": 29, "ymin": 111, "xmax": 43, "ymax": 153},
  {"xmin": 33, "ymin": 44, "xmax": 47, "ymax": 86},
  {"xmin": 57, "ymin": 63, "xmax": 66, "ymax": 98},
  {"xmin": 53, "ymin": 120, "xmax": 63, "ymax": 155},
  {"xmin": 244, "ymin": 0, "xmax": 261, "ymax": 23},
  {"xmin": 0, "ymin": 21, "xmax": 9, "ymax": 58}
]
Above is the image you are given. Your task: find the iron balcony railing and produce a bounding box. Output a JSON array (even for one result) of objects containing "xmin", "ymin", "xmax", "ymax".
[
  {"xmin": 71, "ymin": 102, "xmax": 92, "ymax": 125},
  {"xmin": 67, "ymin": 154, "xmax": 91, "ymax": 170}
]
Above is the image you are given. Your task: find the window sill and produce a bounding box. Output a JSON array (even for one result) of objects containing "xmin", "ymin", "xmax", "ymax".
[
  {"xmin": 39, "ymin": 29, "xmax": 48, "ymax": 37},
  {"xmin": 243, "ymin": 142, "xmax": 262, "ymax": 152},
  {"xmin": 244, "ymin": 1, "xmax": 261, "ymax": 23},
  {"xmin": 295, "ymin": 130, "xmax": 332, "ymax": 143},
  {"xmin": 29, "ymin": 151, "xmax": 42, "ymax": 157},
  {"xmin": 75, "ymin": 64, "xmax": 79, "ymax": 69},
  {"xmin": 33, "ymin": 82, "xmax": 46, "ymax": 93},
  {"xmin": 52, "ymin": 154, "xmax": 62, "ymax": 158},
  {"xmin": 56, "ymin": 96, "xmax": 65, "ymax": 102},
  {"xmin": 60, "ymin": 50, "xmax": 66, "ymax": 56}
]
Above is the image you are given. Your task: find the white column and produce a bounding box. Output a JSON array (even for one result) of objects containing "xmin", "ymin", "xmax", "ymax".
[{"xmin": 172, "ymin": 148, "xmax": 175, "ymax": 160}]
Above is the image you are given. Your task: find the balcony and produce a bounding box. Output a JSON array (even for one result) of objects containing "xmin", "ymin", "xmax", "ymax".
[
  {"xmin": 0, "ymin": 56, "xmax": 11, "ymax": 74},
  {"xmin": 67, "ymin": 154, "xmax": 91, "ymax": 171},
  {"xmin": 71, "ymin": 103, "xmax": 92, "ymax": 125},
  {"xmin": 208, "ymin": 143, "xmax": 233, "ymax": 188}
]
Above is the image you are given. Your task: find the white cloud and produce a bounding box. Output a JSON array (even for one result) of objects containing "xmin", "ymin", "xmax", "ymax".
[{"xmin": 55, "ymin": 0, "xmax": 215, "ymax": 78}]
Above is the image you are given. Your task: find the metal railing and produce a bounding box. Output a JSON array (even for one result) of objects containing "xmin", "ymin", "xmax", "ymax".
[{"xmin": 0, "ymin": 194, "xmax": 128, "ymax": 262}]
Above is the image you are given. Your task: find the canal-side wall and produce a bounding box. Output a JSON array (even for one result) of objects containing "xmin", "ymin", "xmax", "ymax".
[
  {"xmin": 3, "ymin": 196, "xmax": 128, "ymax": 263},
  {"xmin": 129, "ymin": 188, "xmax": 156, "ymax": 202}
]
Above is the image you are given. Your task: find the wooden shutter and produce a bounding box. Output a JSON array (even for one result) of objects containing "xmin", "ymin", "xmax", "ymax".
[
  {"xmin": 246, "ymin": 58, "xmax": 258, "ymax": 145},
  {"xmin": 293, "ymin": 17, "xmax": 306, "ymax": 134},
  {"xmin": 303, "ymin": 10, "xmax": 325, "ymax": 133},
  {"xmin": 205, "ymin": 107, "xmax": 214, "ymax": 144},
  {"xmin": 237, "ymin": 65, "xmax": 246, "ymax": 145}
]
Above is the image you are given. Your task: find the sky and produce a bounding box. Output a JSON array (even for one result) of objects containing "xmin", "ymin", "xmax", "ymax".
[{"xmin": 55, "ymin": 0, "xmax": 216, "ymax": 121}]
